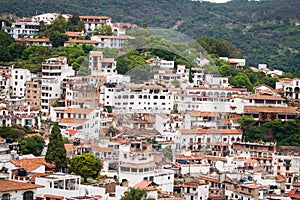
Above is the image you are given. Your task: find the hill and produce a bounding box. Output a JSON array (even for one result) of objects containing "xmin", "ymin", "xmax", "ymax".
[{"xmin": 0, "ymin": 0, "xmax": 299, "ymax": 73}]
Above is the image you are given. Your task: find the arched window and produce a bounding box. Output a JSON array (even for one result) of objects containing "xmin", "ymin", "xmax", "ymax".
[
  {"xmin": 2, "ymin": 193, "xmax": 10, "ymax": 200},
  {"xmin": 23, "ymin": 191, "xmax": 34, "ymax": 200}
]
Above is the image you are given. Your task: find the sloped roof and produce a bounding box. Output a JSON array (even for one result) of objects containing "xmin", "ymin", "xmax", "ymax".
[
  {"xmin": 10, "ymin": 157, "xmax": 54, "ymax": 172},
  {"xmin": 0, "ymin": 180, "xmax": 43, "ymax": 192}
]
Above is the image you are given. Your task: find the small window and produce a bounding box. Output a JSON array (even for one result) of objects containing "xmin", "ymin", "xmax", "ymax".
[{"xmin": 2, "ymin": 193, "xmax": 10, "ymax": 200}]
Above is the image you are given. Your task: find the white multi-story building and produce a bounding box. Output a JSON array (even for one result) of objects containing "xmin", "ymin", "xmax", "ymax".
[
  {"xmin": 276, "ymin": 78, "xmax": 300, "ymax": 100},
  {"xmin": 89, "ymin": 51, "xmax": 117, "ymax": 76},
  {"xmin": 91, "ymin": 35, "xmax": 135, "ymax": 49},
  {"xmin": 79, "ymin": 16, "xmax": 112, "ymax": 34},
  {"xmin": 108, "ymin": 84, "xmax": 174, "ymax": 114},
  {"xmin": 50, "ymin": 106, "xmax": 100, "ymax": 138},
  {"xmin": 41, "ymin": 56, "xmax": 74, "ymax": 118},
  {"xmin": 175, "ymin": 87, "xmax": 247, "ymax": 113},
  {"xmin": 9, "ymin": 68, "xmax": 31, "ymax": 98},
  {"xmin": 179, "ymin": 128, "xmax": 243, "ymax": 151},
  {"xmin": 5, "ymin": 18, "xmax": 40, "ymax": 38}
]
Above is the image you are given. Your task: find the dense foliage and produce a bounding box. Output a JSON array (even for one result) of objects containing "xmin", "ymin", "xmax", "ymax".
[
  {"xmin": 45, "ymin": 122, "xmax": 67, "ymax": 172},
  {"xmin": 0, "ymin": 0, "xmax": 299, "ymax": 73},
  {"xmin": 69, "ymin": 153, "xmax": 101, "ymax": 182},
  {"xmin": 0, "ymin": 31, "xmax": 95, "ymax": 72},
  {"xmin": 238, "ymin": 116, "xmax": 300, "ymax": 146},
  {"xmin": 18, "ymin": 136, "xmax": 45, "ymax": 156}
]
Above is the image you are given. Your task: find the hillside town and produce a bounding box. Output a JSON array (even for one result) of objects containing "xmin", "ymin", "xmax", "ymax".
[{"xmin": 0, "ymin": 13, "xmax": 299, "ymax": 200}]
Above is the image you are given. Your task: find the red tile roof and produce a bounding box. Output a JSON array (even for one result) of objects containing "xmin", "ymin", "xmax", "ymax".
[
  {"xmin": 0, "ymin": 180, "xmax": 43, "ymax": 192},
  {"xmin": 244, "ymin": 106, "xmax": 298, "ymax": 114},
  {"xmin": 64, "ymin": 107, "xmax": 94, "ymax": 114},
  {"xmin": 60, "ymin": 118, "xmax": 88, "ymax": 124},
  {"xmin": 134, "ymin": 180, "xmax": 152, "ymax": 189},
  {"xmin": 10, "ymin": 157, "xmax": 54, "ymax": 172},
  {"xmin": 43, "ymin": 194, "xmax": 64, "ymax": 199},
  {"xmin": 66, "ymin": 40, "xmax": 100, "ymax": 44}
]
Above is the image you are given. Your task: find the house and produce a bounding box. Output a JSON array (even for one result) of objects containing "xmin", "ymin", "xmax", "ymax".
[
  {"xmin": 15, "ymin": 38, "xmax": 52, "ymax": 46},
  {"xmin": 7, "ymin": 157, "xmax": 54, "ymax": 181},
  {"xmin": 35, "ymin": 173, "xmax": 106, "ymax": 199},
  {"xmin": 79, "ymin": 16, "xmax": 112, "ymax": 34},
  {"xmin": 276, "ymin": 78, "xmax": 300, "ymax": 101},
  {"xmin": 0, "ymin": 180, "xmax": 43, "ymax": 200},
  {"xmin": 91, "ymin": 35, "xmax": 135, "ymax": 49}
]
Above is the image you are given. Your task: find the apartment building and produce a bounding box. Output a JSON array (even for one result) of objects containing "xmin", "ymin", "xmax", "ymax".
[
  {"xmin": 276, "ymin": 78, "xmax": 300, "ymax": 101},
  {"xmin": 25, "ymin": 79, "xmax": 41, "ymax": 110},
  {"xmin": 79, "ymin": 16, "xmax": 112, "ymax": 34},
  {"xmin": 106, "ymin": 83, "xmax": 174, "ymax": 114},
  {"xmin": 91, "ymin": 35, "xmax": 135, "ymax": 49},
  {"xmin": 9, "ymin": 68, "xmax": 31, "ymax": 99},
  {"xmin": 41, "ymin": 56, "xmax": 74, "ymax": 118},
  {"xmin": 50, "ymin": 106, "xmax": 100, "ymax": 138},
  {"xmin": 179, "ymin": 128, "xmax": 243, "ymax": 152}
]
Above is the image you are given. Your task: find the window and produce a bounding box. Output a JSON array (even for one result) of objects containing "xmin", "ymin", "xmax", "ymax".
[
  {"xmin": 2, "ymin": 193, "xmax": 10, "ymax": 200},
  {"xmin": 23, "ymin": 191, "xmax": 34, "ymax": 200}
]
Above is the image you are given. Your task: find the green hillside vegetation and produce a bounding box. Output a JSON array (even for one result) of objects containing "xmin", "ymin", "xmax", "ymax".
[
  {"xmin": 0, "ymin": 0, "xmax": 299, "ymax": 73},
  {"xmin": 239, "ymin": 116, "xmax": 300, "ymax": 146}
]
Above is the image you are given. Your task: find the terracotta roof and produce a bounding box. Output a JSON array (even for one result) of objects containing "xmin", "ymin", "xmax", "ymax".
[
  {"xmin": 187, "ymin": 111, "xmax": 220, "ymax": 117},
  {"xmin": 158, "ymin": 198, "xmax": 186, "ymax": 200},
  {"xmin": 65, "ymin": 32, "xmax": 82, "ymax": 37},
  {"xmin": 253, "ymin": 84, "xmax": 273, "ymax": 90},
  {"xmin": 43, "ymin": 194, "xmax": 64, "ymax": 199},
  {"xmin": 64, "ymin": 143, "xmax": 74, "ymax": 152},
  {"xmin": 60, "ymin": 118, "xmax": 89, "ymax": 124},
  {"xmin": 244, "ymin": 106, "xmax": 298, "ymax": 114},
  {"xmin": 244, "ymin": 159, "xmax": 258, "ymax": 164},
  {"xmin": 134, "ymin": 180, "xmax": 152, "ymax": 189},
  {"xmin": 64, "ymin": 108, "xmax": 94, "ymax": 114},
  {"xmin": 15, "ymin": 38, "xmax": 50, "ymax": 42},
  {"xmin": 101, "ymin": 58, "xmax": 115, "ymax": 63},
  {"xmin": 66, "ymin": 39, "xmax": 100, "ymax": 44},
  {"xmin": 10, "ymin": 158, "xmax": 54, "ymax": 172},
  {"xmin": 0, "ymin": 180, "xmax": 43, "ymax": 192},
  {"xmin": 179, "ymin": 129, "xmax": 242, "ymax": 135},
  {"xmin": 79, "ymin": 16, "xmax": 111, "ymax": 20},
  {"xmin": 245, "ymin": 93, "xmax": 284, "ymax": 100},
  {"xmin": 240, "ymin": 184, "xmax": 261, "ymax": 189},
  {"xmin": 198, "ymin": 175, "xmax": 220, "ymax": 183},
  {"xmin": 292, "ymin": 182, "xmax": 300, "ymax": 187}
]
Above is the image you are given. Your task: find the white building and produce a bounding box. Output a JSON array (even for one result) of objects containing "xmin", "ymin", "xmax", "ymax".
[
  {"xmin": 276, "ymin": 78, "xmax": 300, "ymax": 100},
  {"xmin": 91, "ymin": 35, "xmax": 135, "ymax": 49},
  {"xmin": 35, "ymin": 173, "xmax": 106, "ymax": 199},
  {"xmin": 79, "ymin": 16, "xmax": 112, "ymax": 34},
  {"xmin": 106, "ymin": 84, "xmax": 174, "ymax": 114},
  {"xmin": 41, "ymin": 56, "xmax": 75, "ymax": 118},
  {"xmin": 10, "ymin": 68, "xmax": 31, "ymax": 98},
  {"xmin": 50, "ymin": 106, "xmax": 100, "ymax": 138}
]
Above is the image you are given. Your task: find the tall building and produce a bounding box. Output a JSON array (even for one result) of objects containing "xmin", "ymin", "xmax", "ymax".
[{"xmin": 41, "ymin": 56, "xmax": 74, "ymax": 119}]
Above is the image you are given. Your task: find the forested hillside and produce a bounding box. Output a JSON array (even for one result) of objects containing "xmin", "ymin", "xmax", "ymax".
[{"xmin": 0, "ymin": 0, "xmax": 299, "ymax": 73}]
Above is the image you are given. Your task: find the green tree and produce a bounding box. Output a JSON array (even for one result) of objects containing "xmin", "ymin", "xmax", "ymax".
[
  {"xmin": 162, "ymin": 146, "xmax": 173, "ymax": 161},
  {"xmin": 50, "ymin": 31, "xmax": 69, "ymax": 47},
  {"xmin": 45, "ymin": 122, "xmax": 67, "ymax": 172},
  {"xmin": 93, "ymin": 24, "xmax": 113, "ymax": 36},
  {"xmin": 69, "ymin": 153, "xmax": 101, "ymax": 182},
  {"xmin": 67, "ymin": 14, "xmax": 85, "ymax": 32},
  {"xmin": 121, "ymin": 187, "xmax": 155, "ymax": 200},
  {"xmin": 45, "ymin": 15, "xmax": 68, "ymax": 37},
  {"xmin": 19, "ymin": 136, "xmax": 45, "ymax": 156}
]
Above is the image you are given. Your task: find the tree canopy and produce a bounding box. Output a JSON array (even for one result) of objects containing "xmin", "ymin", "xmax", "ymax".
[
  {"xmin": 45, "ymin": 122, "xmax": 67, "ymax": 172},
  {"xmin": 69, "ymin": 153, "xmax": 101, "ymax": 182},
  {"xmin": 18, "ymin": 136, "xmax": 45, "ymax": 156},
  {"xmin": 93, "ymin": 24, "xmax": 113, "ymax": 36}
]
